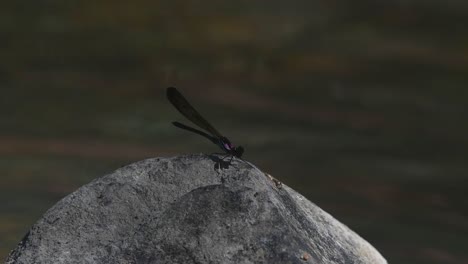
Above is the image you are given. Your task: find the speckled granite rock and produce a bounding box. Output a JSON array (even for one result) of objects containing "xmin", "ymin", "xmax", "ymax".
[{"xmin": 6, "ymin": 154, "xmax": 387, "ymax": 264}]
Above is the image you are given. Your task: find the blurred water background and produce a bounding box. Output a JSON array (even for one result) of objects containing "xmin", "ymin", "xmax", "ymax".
[{"xmin": 1, "ymin": 1, "xmax": 468, "ymax": 263}]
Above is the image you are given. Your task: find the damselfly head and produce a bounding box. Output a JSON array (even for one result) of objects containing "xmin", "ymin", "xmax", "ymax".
[
  {"xmin": 233, "ymin": 146, "xmax": 244, "ymax": 158},
  {"xmin": 220, "ymin": 137, "xmax": 243, "ymax": 158}
]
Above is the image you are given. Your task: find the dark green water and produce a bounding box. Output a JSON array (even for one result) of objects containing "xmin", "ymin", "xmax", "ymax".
[{"xmin": 1, "ymin": 1, "xmax": 468, "ymax": 263}]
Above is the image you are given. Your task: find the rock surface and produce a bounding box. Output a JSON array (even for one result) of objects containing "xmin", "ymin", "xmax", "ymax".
[{"xmin": 7, "ymin": 154, "xmax": 387, "ymax": 264}]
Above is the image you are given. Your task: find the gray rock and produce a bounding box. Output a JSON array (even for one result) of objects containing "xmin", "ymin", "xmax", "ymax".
[{"xmin": 6, "ymin": 154, "xmax": 387, "ymax": 264}]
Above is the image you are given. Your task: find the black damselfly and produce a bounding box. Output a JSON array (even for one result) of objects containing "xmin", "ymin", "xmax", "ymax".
[{"xmin": 166, "ymin": 87, "xmax": 244, "ymax": 158}]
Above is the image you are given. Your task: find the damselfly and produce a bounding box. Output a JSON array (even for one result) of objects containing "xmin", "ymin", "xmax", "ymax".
[{"xmin": 166, "ymin": 87, "xmax": 244, "ymax": 158}]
